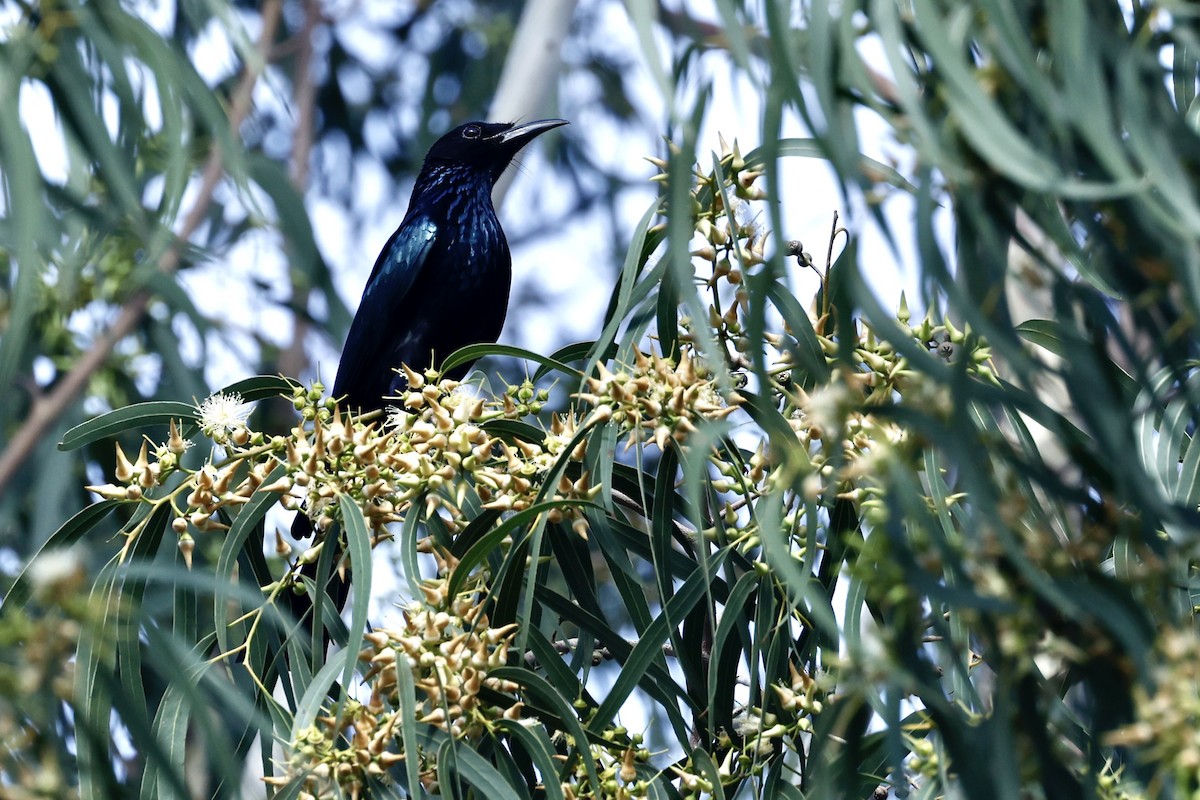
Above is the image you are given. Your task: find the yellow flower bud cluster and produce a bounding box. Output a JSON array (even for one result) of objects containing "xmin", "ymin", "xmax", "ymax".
[
  {"xmin": 770, "ymin": 661, "xmax": 824, "ymax": 728},
  {"xmin": 279, "ymin": 561, "xmax": 521, "ymax": 797},
  {"xmin": 637, "ymin": 138, "xmax": 998, "ymax": 573},
  {"xmin": 575, "ymin": 345, "xmax": 741, "ymax": 451},
  {"xmin": 1107, "ymin": 626, "xmax": 1200, "ymax": 784},
  {"xmin": 94, "ymin": 376, "xmax": 605, "ymax": 570},
  {"xmin": 85, "ymin": 419, "xmax": 194, "ymax": 504},
  {"xmin": 268, "ymin": 711, "xmax": 398, "ymax": 800},
  {"xmin": 86, "ymin": 413, "xmax": 274, "ymax": 566},
  {"xmin": 758, "ymin": 305, "xmax": 993, "ymax": 529},
  {"xmin": 784, "ymin": 375, "xmax": 912, "ymax": 525},
  {"xmin": 667, "ymin": 664, "xmax": 826, "ymax": 799},
  {"xmin": 0, "ymin": 548, "xmax": 97, "ymax": 799},
  {"xmin": 361, "ymin": 583, "xmax": 521, "ymax": 738},
  {"xmin": 272, "ymin": 375, "xmax": 595, "ymax": 538},
  {"xmin": 560, "ymin": 736, "xmax": 653, "ymax": 800},
  {"xmin": 280, "ymin": 548, "xmax": 667, "ymax": 800},
  {"xmin": 905, "ymin": 732, "xmax": 942, "ymax": 779},
  {"xmin": 648, "ymin": 134, "xmax": 766, "ymax": 359}
]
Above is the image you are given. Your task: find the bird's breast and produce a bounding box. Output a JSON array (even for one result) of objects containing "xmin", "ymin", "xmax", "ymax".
[{"xmin": 439, "ymin": 204, "xmax": 507, "ymax": 282}]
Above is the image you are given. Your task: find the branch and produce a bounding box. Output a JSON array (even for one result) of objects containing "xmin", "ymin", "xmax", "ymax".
[
  {"xmin": 287, "ymin": 0, "xmax": 318, "ymax": 190},
  {"xmin": 0, "ymin": 0, "xmax": 284, "ymax": 493},
  {"xmin": 274, "ymin": 0, "xmax": 320, "ymax": 409}
]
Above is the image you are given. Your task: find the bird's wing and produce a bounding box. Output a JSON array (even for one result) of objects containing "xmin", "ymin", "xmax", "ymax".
[
  {"xmin": 332, "ymin": 215, "xmax": 438, "ymax": 401},
  {"xmin": 363, "ymin": 215, "xmax": 438, "ymax": 292}
]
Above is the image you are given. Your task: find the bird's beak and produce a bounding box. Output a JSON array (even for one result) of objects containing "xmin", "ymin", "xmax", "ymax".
[{"xmin": 494, "ymin": 119, "xmax": 569, "ymax": 149}]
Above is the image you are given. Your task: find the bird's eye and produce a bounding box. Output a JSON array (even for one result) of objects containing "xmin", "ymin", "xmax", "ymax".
[{"xmin": 462, "ymin": 125, "xmax": 482, "ymax": 140}]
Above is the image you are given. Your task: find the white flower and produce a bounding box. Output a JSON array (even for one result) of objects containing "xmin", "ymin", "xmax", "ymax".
[
  {"xmin": 732, "ymin": 708, "xmax": 763, "ymax": 736},
  {"xmin": 800, "ymin": 381, "xmax": 851, "ymax": 437},
  {"xmin": 448, "ymin": 382, "xmax": 483, "ymax": 403},
  {"xmin": 197, "ymin": 392, "xmax": 252, "ymax": 443},
  {"xmin": 27, "ymin": 547, "xmax": 85, "ymax": 596},
  {"xmin": 384, "ymin": 404, "xmax": 409, "ymax": 429}
]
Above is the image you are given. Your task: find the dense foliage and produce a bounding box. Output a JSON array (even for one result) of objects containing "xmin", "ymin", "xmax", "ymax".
[{"xmin": 3, "ymin": 1, "xmax": 1200, "ymax": 799}]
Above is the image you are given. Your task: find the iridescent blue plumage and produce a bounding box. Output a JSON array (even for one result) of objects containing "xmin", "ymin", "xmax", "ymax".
[{"xmin": 332, "ymin": 119, "xmax": 568, "ymax": 412}]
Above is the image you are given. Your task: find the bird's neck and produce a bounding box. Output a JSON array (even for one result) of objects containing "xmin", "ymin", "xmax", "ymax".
[{"xmin": 408, "ymin": 165, "xmax": 498, "ymax": 222}]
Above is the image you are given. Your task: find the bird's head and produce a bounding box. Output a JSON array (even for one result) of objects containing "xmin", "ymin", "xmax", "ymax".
[{"xmin": 423, "ymin": 119, "xmax": 568, "ymax": 183}]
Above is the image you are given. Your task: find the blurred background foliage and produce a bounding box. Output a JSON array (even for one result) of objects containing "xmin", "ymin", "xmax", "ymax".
[
  {"xmin": 3, "ymin": 0, "xmax": 1200, "ymax": 798},
  {"xmin": 0, "ymin": 0, "xmax": 653, "ymax": 548}
]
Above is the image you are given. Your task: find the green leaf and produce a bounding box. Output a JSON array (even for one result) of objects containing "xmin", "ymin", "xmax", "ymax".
[
  {"xmin": 536, "ymin": 340, "xmax": 617, "ymax": 383},
  {"xmin": 448, "ymin": 499, "xmax": 598, "ymax": 601},
  {"xmin": 291, "ymin": 647, "xmax": 356, "ymax": 739},
  {"xmin": 247, "ymin": 154, "xmax": 321, "ymax": 277},
  {"xmin": 689, "ymin": 750, "xmax": 726, "ymax": 800},
  {"xmin": 1015, "ymin": 319, "xmax": 1135, "ymax": 395},
  {"xmin": 710, "ymin": 570, "xmax": 757, "ymax": 733},
  {"xmin": 746, "ymin": 138, "xmax": 918, "ymax": 193},
  {"xmin": 495, "ymin": 720, "xmax": 567, "ymax": 800},
  {"xmin": 592, "ymin": 549, "xmax": 730, "ymax": 728},
  {"xmin": 59, "ymin": 401, "xmax": 198, "ymax": 451},
  {"xmin": 3, "ymin": 500, "xmax": 120, "ymax": 608},
  {"xmin": 213, "ymin": 464, "xmax": 286, "ymax": 656},
  {"xmin": 219, "ymin": 375, "xmax": 297, "ymax": 403},
  {"xmin": 437, "ymin": 730, "xmax": 524, "ymax": 799},
  {"xmin": 393, "ymin": 650, "xmax": 425, "ymax": 799},
  {"xmin": 337, "ymin": 495, "xmax": 374, "ymax": 705},
  {"xmin": 491, "ymin": 667, "xmax": 602, "ymax": 794},
  {"xmin": 140, "ymin": 684, "xmax": 191, "ymax": 800},
  {"xmin": 439, "ymin": 342, "xmax": 582, "ymax": 381},
  {"xmin": 589, "ymin": 202, "xmax": 661, "ymax": 383}
]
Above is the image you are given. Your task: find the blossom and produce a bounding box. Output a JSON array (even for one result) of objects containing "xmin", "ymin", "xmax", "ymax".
[
  {"xmin": 26, "ymin": 547, "xmax": 86, "ymax": 599},
  {"xmin": 197, "ymin": 391, "xmax": 253, "ymax": 444},
  {"xmin": 573, "ymin": 346, "xmax": 742, "ymax": 451}
]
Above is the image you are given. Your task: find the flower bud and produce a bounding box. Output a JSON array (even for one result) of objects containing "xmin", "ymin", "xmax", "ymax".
[{"xmin": 178, "ymin": 534, "xmax": 195, "ymax": 569}]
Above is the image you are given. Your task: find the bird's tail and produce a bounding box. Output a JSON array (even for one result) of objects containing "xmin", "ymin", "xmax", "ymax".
[{"xmin": 287, "ymin": 511, "xmax": 352, "ymax": 656}]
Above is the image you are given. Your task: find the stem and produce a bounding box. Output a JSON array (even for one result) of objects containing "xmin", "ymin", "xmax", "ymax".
[{"xmin": 273, "ymin": 0, "xmax": 321, "ymax": 427}]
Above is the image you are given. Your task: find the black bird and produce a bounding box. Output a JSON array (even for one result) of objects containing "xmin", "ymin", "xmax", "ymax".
[
  {"xmin": 288, "ymin": 119, "xmax": 567, "ymax": 643},
  {"xmin": 334, "ymin": 118, "xmax": 569, "ymax": 412}
]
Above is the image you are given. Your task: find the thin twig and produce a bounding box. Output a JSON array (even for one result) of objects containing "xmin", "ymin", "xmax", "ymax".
[
  {"xmin": 289, "ymin": 0, "xmax": 318, "ymax": 190},
  {"xmin": 0, "ymin": 0, "xmax": 284, "ymax": 493},
  {"xmin": 522, "ymin": 636, "xmax": 679, "ymax": 669},
  {"xmin": 274, "ymin": 0, "xmax": 319, "ymax": 421},
  {"xmin": 825, "ymin": 210, "xmax": 840, "ymax": 274},
  {"xmin": 820, "ymin": 210, "xmax": 848, "ymax": 318}
]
